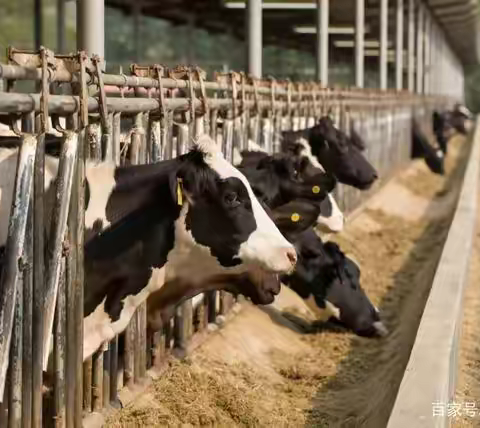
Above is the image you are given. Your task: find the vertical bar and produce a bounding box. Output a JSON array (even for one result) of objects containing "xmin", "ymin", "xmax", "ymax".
[
  {"xmin": 53, "ymin": 259, "xmax": 67, "ymax": 428},
  {"xmin": 8, "ymin": 276, "xmax": 23, "ymax": 428},
  {"xmin": 316, "ymin": 0, "xmax": 329, "ymax": 85},
  {"xmin": 246, "ymin": 0, "xmax": 262, "ymax": 77},
  {"xmin": 138, "ymin": 304, "xmax": 147, "ymax": 379},
  {"xmin": 82, "ymin": 359, "xmax": 92, "ymax": 412},
  {"xmin": 32, "ymin": 129, "xmax": 44, "ymax": 428},
  {"xmin": 133, "ymin": 314, "xmax": 141, "ymax": 381},
  {"xmin": 124, "ymin": 325, "xmax": 135, "ymax": 388},
  {"xmin": 0, "ymin": 135, "xmax": 37, "ymax": 403},
  {"xmin": 112, "ymin": 113, "xmax": 121, "ymax": 165},
  {"xmin": 57, "ymin": 0, "xmax": 66, "ymax": 53},
  {"xmin": 355, "ymin": 0, "xmax": 365, "ymax": 88},
  {"xmin": 424, "ymin": 11, "xmax": 431, "ymax": 94},
  {"xmin": 102, "ymin": 345, "xmax": 110, "ymax": 408},
  {"xmin": 380, "ymin": 0, "xmax": 389, "ymax": 90},
  {"xmin": 407, "ymin": 0, "xmax": 415, "ymax": 92},
  {"xmin": 43, "ymin": 132, "xmax": 79, "ymax": 370},
  {"xmin": 77, "ymin": 0, "xmax": 105, "ymax": 59},
  {"xmin": 91, "ymin": 350, "xmax": 103, "ymax": 411},
  {"xmin": 395, "ymin": 0, "xmax": 404, "ymax": 90},
  {"xmin": 109, "ymin": 337, "xmax": 118, "ymax": 403},
  {"xmin": 34, "ymin": 0, "xmax": 43, "ymax": 50},
  {"xmin": 416, "ymin": 3, "xmax": 424, "ymax": 94}
]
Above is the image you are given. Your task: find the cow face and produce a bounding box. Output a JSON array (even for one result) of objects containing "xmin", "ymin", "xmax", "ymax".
[
  {"xmin": 308, "ymin": 117, "xmax": 378, "ymax": 190},
  {"xmin": 314, "ymin": 242, "xmax": 388, "ymax": 337},
  {"xmin": 173, "ymin": 135, "xmax": 297, "ymax": 277},
  {"xmin": 412, "ymin": 121, "xmax": 445, "ymax": 175}
]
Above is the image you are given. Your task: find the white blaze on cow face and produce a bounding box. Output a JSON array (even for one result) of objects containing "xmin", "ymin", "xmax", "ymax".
[{"xmin": 183, "ymin": 134, "xmax": 296, "ymax": 274}]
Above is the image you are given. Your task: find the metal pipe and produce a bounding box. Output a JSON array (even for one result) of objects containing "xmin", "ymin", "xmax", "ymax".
[
  {"xmin": 34, "ymin": 0, "xmax": 42, "ymax": 50},
  {"xmin": 57, "ymin": 0, "xmax": 66, "ymax": 53},
  {"xmin": 380, "ymin": 0, "xmax": 389, "ymax": 90},
  {"xmin": 76, "ymin": 0, "xmax": 105, "ymax": 59},
  {"xmin": 355, "ymin": 0, "xmax": 365, "ymax": 88},
  {"xmin": 424, "ymin": 11, "xmax": 431, "ymax": 94},
  {"xmin": 316, "ymin": 0, "xmax": 329, "ymax": 84},
  {"xmin": 247, "ymin": 0, "xmax": 262, "ymax": 77},
  {"xmin": 0, "ymin": 134, "xmax": 37, "ymax": 402},
  {"xmin": 416, "ymin": 2, "xmax": 424, "ymax": 94},
  {"xmin": 407, "ymin": 0, "xmax": 415, "ymax": 92},
  {"xmin": 395, "ymin": 0, "xmax": 404, "ymax": 90}
]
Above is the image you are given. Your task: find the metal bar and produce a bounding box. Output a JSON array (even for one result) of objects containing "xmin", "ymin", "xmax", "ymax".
[
  {"xmin": 112, "ymin": 113, "xmax": 121, "ymax": 165},
  {"xmin": 91, "ymin": 350, "xmax": 103, "ymax": 411},
  {"xmin": 134, "ymin": 313, "xmax": 140, "ymax": 381},
  {"xmin": 34, "ymin": 0, "xmax": 42, "ymax": 50},
  {"xmin": 32, "ymin": 127, "xmax": 44, "ymax": 428},
  {"xmin": 247, "ymin": 0, "xmax": 262, "ymax": 77},
  {"xmin": 43, "ymin": 131, "xmax": 78, "ymax": 370},
  {"xmin": 0, "ymin": 134, "xmax": 36, "ymax": 402},
  {"xmin": 102, "ymin": 344, "xmax": 110, "ymax": 407},
  {"xmin": 407, "ymin": 0, "xmax": 415, "ymax": 92},
  {"xmin": 316, "ymin": 0, "xmax": 329, "ymax": 84},
  {"xmin": 424, "ymin": 11, "xmax": 431, "ymax": 94},
  {"xmin": 109, "ymin": 337, "xmax": 118, "ymax": 403},
  {"xmin": 53, "ymin": 258, "xmax": 66, "ymax": 428},
  {"xmin": 8, "ymin": 271, "xmax": 23, "ymax": 428},
  {"xmin": 76, "ymin": 0, "xmax": 105, "ymax": 59},
  {"xmin": 138, "ymin": 304, "xmax": 147, "ymax": 379},
  {"xmin": 83, "ymin": 359, "xmax": 92, "ymax": 412},
  {"xmin": 416, "ymin": 3, "xmax": 424, "ymax": 94},
  {"xmin": 380, "ymin": 0, "xmax": 389, "ymax": 90},
  {"xmin": 57, "ymin": 0, "xmax": 66, "ymax": 53},
  {"xmin": 355, "ymin": 0, "xmax": 365, "ymax": 88},
  {"xmin": 124, "ymin": 324, "xmax": 135, "ymax": 388},
  {"xmin": 396, "ymin": 0, "xmax": 404, "ymax": 90}
]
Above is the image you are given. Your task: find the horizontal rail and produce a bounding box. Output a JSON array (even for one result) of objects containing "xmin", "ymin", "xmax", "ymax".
[
  {"xmin": 0, "ymin": 92, "xmax": 422, "ymax": 116},
  {"xmin": 387, "ymin": 118, "xmax": 480, "ymax": 428}
]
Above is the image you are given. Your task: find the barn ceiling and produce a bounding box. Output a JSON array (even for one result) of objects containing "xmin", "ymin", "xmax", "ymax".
[{"xmin": 105, "ymin": 0, "xmax": 479, "ymax": 66}]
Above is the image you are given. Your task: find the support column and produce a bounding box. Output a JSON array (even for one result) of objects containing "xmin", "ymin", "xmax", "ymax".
[
  {"xmin": 247, "ymin": 0, "xmax": 262, "ymax": 78},
  {"xmin": 407, "ymin": 0, "xmax": 415, "ymax": 92},
  {"xmin": 316, "ymin": 0, "xmax": 329, "ymax": 85},
  {"xmin": 57, "ymin": 0, "xmax": 66, "ymax": 53},
  {"xmin": 424, "ymin": 11, "xmax": 431, "ymax": 94},
  {"xmin": 395, "ymin": 0, "xmax": 404, "ymax": 90},
  {"xmin": 77, "ymin": 0, "xmax": 105, "ymax": 60},
  {"xmin": 34, "ymin": 0, "xmax": 42, "ymax": 50},
  {"xmin": 416, "ymin": 2, "xmax": 424, "ymax": 94},
  {"xmin": 355, "ymin": 0, "xmax": 365, "ymax": 88},
  {"xmin": 380, "ymin": 0, "xmax": 389, "ymax": 90}
]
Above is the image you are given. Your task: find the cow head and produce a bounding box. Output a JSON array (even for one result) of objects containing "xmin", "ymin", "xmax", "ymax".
[
  {"xmin": 171, "ymin": 135, "xmax": 297, "ymax": 279},
  {"xmin": 314, "ymin": 242, "xmax": 388, "ymax": 337}
]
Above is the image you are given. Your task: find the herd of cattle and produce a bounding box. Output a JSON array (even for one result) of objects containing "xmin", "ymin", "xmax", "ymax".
[{"xmin": 0, "ymin": 103, "xmax": 472, "ymax": 373}]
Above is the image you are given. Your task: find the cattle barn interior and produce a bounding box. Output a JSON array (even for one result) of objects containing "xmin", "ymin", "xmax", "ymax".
[{"xmin": 0, "ymin": 0, "xmax": 478, "ymax": 427}]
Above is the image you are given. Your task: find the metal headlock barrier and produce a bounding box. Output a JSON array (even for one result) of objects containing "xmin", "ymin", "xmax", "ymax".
[{"xmin": 0, "ymin": 47, "xmax": 456, "ymax": 428}]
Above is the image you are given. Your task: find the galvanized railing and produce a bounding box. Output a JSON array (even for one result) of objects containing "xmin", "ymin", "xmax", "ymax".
[{"xmin": 0, "ymin": 47, "xmax": 454, "ymax": 428}]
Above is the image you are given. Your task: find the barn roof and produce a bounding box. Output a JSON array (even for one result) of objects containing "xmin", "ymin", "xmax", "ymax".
[{"xmin": 105, "ymin": 0, "xmax": 479, "ymax": 66}]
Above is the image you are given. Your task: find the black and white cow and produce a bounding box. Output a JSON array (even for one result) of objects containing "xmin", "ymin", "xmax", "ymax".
[
  {"xmin": 281, "ymin": 117, "xmax": 378, "ymax": 190},
  {"xmin": 412, "ymin": 120, "xmax": 445, "ymax": 175},
  {"xmin": 281, "ymin": 228, "xmax": 387, "ymax": 338},
  {"xmin": 433, "ymin": 111, "xmax": 452, "ymax": 155},
  {"xmin": 234, "ymin": 141, "xmax": 345, "ymax": 233},
  {"xmin": 0, "ymin": 135, "xmax": 298, "ymax": 360}
]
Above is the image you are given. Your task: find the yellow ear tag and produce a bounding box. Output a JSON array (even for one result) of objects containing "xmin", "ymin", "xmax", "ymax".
[
  {"xmin": 177, "ymin": 178, "xmax": 183, "ymax": 206},
  {"xmin": 291, "ymin": 213, "xmax": 300, "ymax": 223},
  {"xmin": 312, "ymin": 185, "xmax": 321, "ymax": 194}
]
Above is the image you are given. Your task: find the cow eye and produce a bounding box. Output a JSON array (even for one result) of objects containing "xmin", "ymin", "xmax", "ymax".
[{"xmin": 224, "ymin": 191, "xmax": 241, "ymax": 208}]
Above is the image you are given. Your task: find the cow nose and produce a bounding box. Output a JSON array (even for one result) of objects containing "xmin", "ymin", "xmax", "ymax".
[{"xmin": 286, "ymin": 248, "xmax": 297, "ymax": 266}]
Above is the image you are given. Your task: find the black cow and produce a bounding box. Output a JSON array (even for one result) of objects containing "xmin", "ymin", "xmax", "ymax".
[
  {"xmin": 412, "ymin": 120, "xmax": 445, "ymax": 175},
  {"xmin": 433, "ymin": 111, "xmax": 450, "ymax": 155},
  {"xmin": 281, "ymin": 228, "xmax": 388, "ymax": 338},
  {"xmin": 281, "ymin": 116, "xmax": 378, "ymax": 190}
]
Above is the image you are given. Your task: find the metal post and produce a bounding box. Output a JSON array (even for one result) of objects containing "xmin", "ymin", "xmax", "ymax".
[
  {"xmin": 77, "ymin": 0, "xmax": 105, "ymax": 59},
  {"xmin": 246, "ymin": 0, "xmax": 262, "ymax": 78},
  {"xmin": 133, "ymin": 0, "xmax": 142, "ymax": 63},
  {"xmin": 395, "ymin": 0, "xmax": 404, "ymax": 90},
  {"xmin": 424, "ymin": 11, "xmax": 430, "ymax": 94},
  {"xmin": 57, "ymin": 0, "xmax": 66, "ymax": 53},
  {"xmin": 355, "ymin": 0, "xmax": 365, "ymax": 88},
  {"xmin": 407, "ymin": 0, "xmax": 415, "ymax": 92},
  {"xmin": 34, "ymin": 0, "xmax": 42, "ymax": 50},
  {"xmin": 380, "ymin": 0, "xmax": 389, "ymax": 90},
  {"xmin": 416, "ymin": 2, "xmax": 424, "ymax": 94},
  {"xmin": 316, "ymin": 0, "xmax": 329, "ymax": 85}
]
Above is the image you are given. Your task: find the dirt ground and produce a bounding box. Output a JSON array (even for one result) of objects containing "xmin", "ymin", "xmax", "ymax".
[
  {"xmin": 106, "ymin": 135, "xmax": 469, "ymax": 428},
  {"xmin": 453, "ymin": 180, "xmax": 480, "ymax": 427}
]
